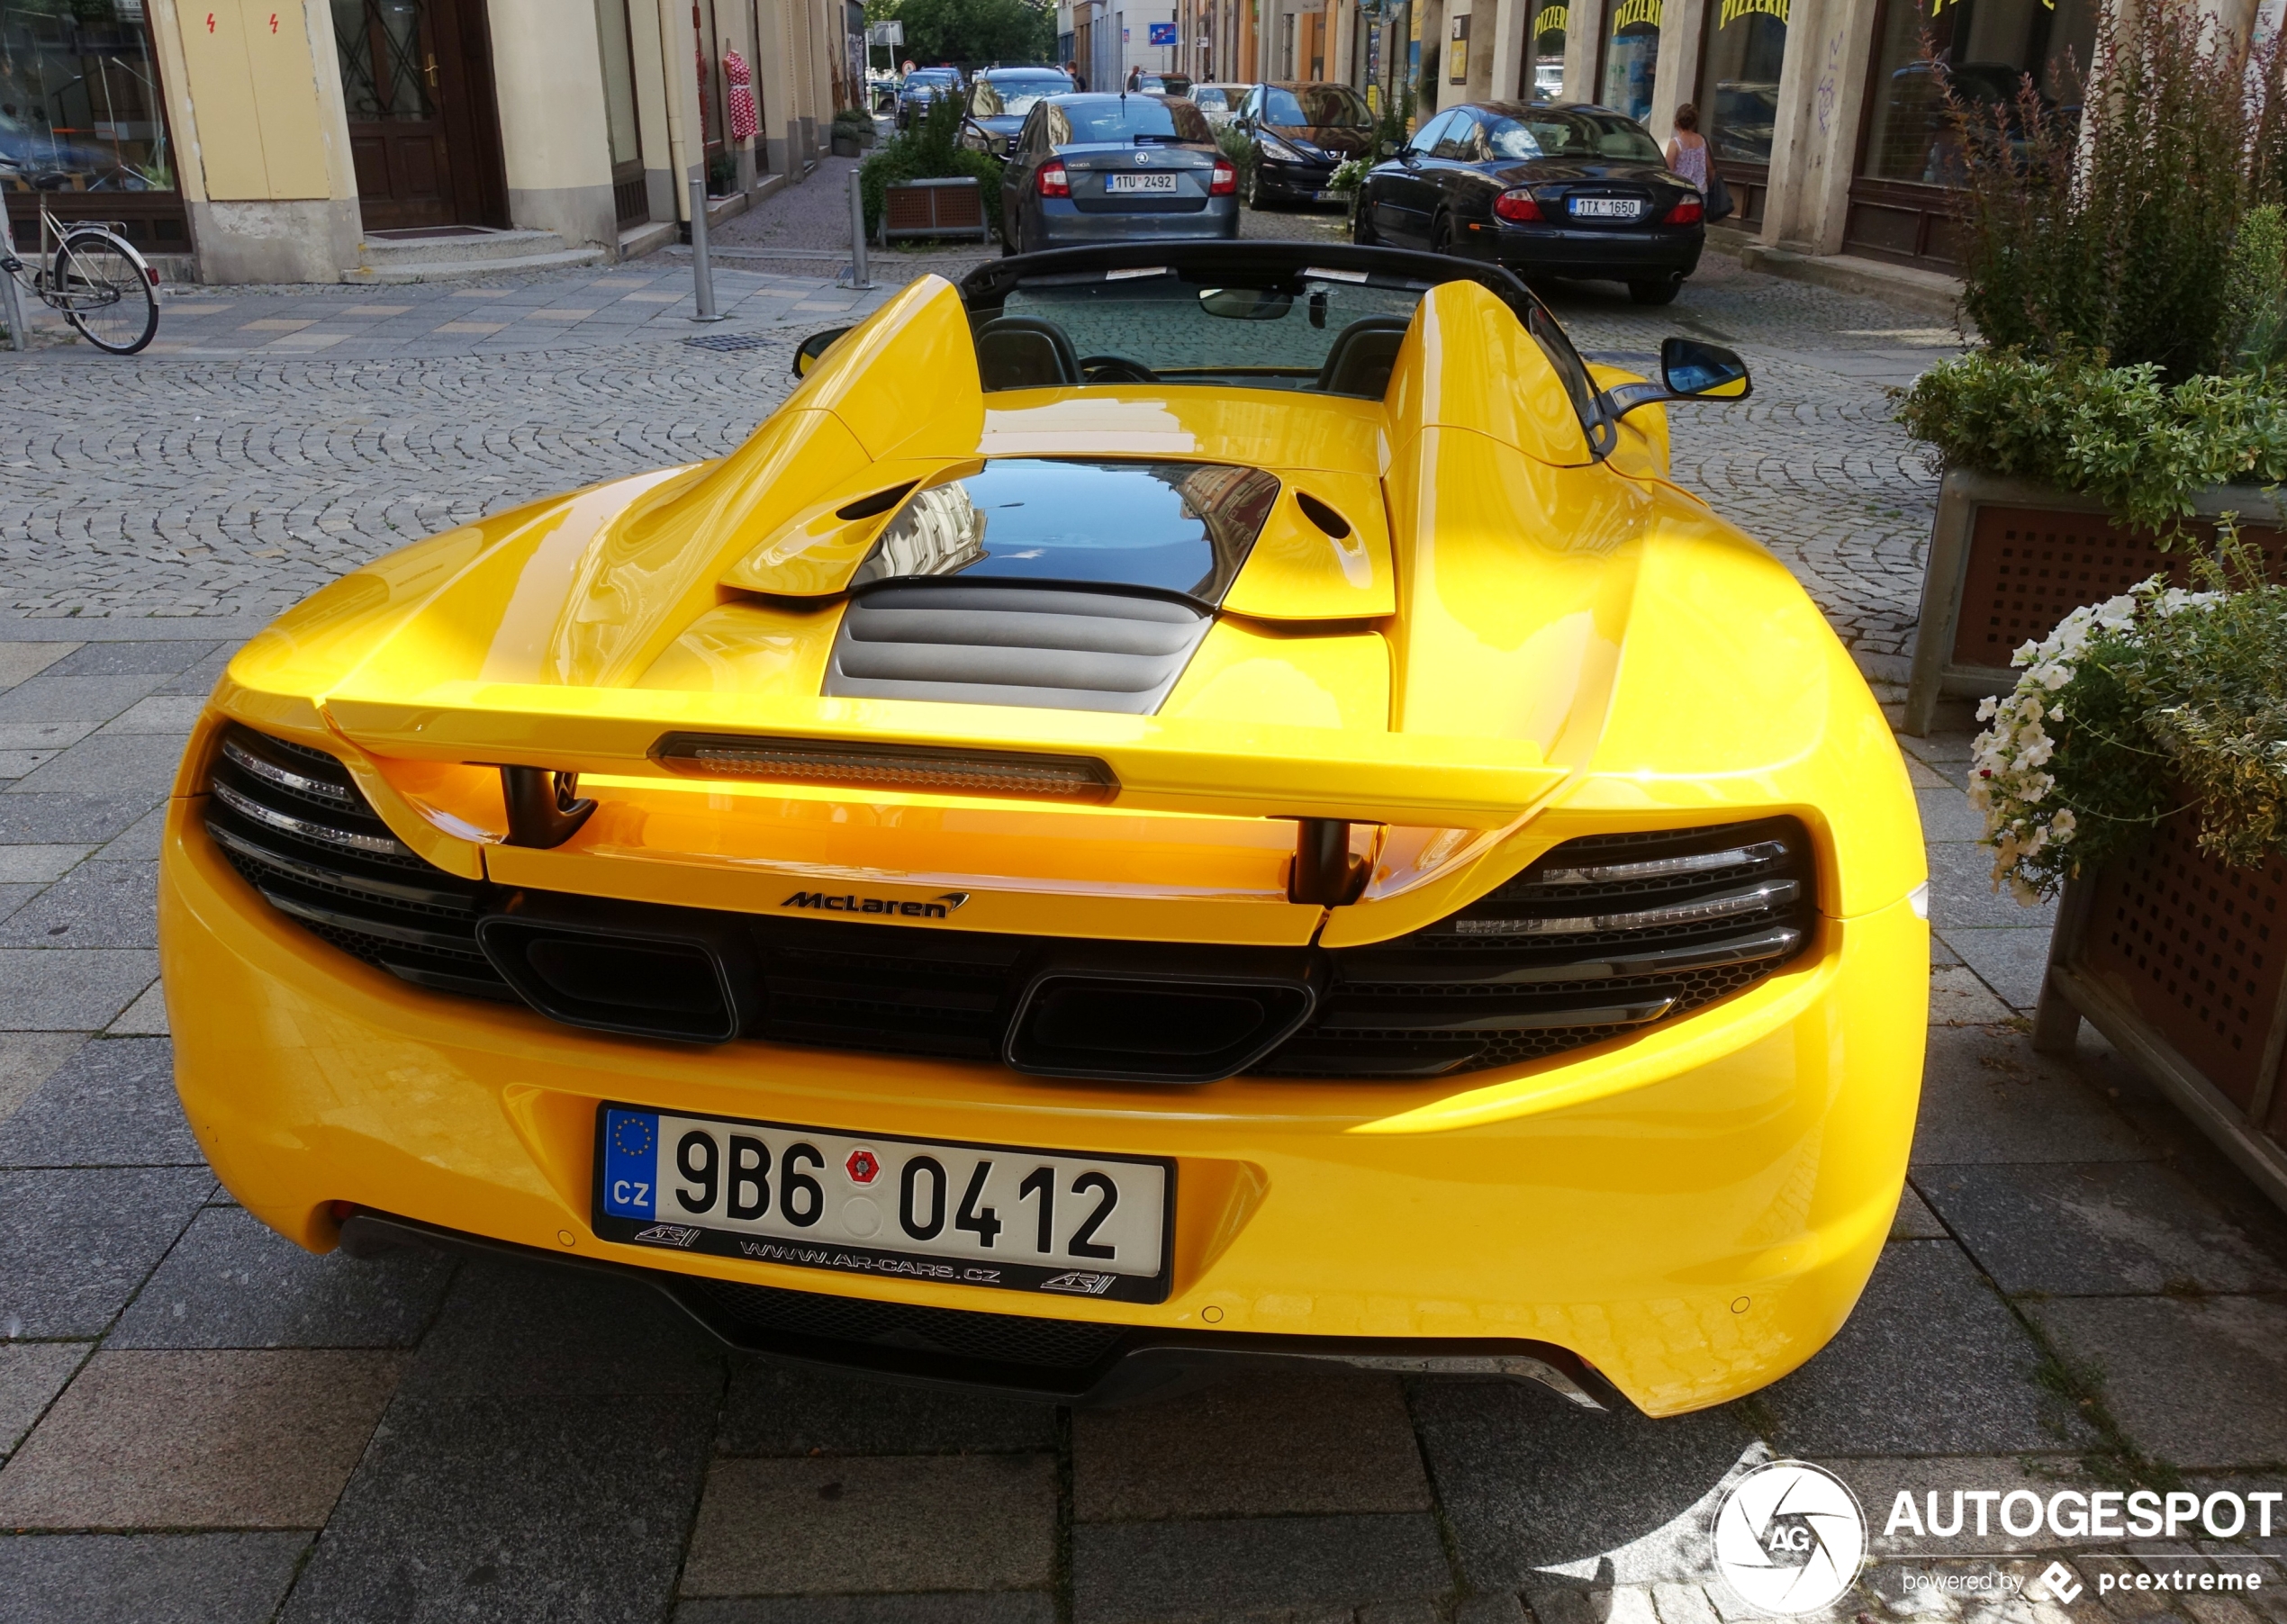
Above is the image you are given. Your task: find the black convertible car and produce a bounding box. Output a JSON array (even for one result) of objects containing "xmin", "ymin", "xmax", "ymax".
[{"xmin": 1353, "ymin": 100, "xmax": 1704, "ymax": 304}]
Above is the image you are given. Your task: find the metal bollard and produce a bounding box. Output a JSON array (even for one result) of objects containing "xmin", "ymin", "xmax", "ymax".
[
  {"xmin": 688, "ymin": 176, "xmax": 726, "ymax": 323},
  {"xmin": 843, "ymin": 168, "xmax": 874, "ymax": 291}
]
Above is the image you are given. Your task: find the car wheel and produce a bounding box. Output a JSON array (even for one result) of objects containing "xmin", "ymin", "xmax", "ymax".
[
  {"xmin": 1629, "ymin": 276, "xmax": 1684, "ymax": 306},
  {"xmin": 1244, "ymin": 160, "xmax": 1266, "ymax": 210},
  {"xmin": 1431, "ymin": 212, "xmax": 1457, "ymax": 257},
  {"xmin": 1352, "ymin": 197, "xmax": 1379, "ymax": 245}
]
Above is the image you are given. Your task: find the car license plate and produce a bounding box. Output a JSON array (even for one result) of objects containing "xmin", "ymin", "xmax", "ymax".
[
  {"xmin": 593, "ymin": 1105, "xmax": 1174, "ymax": 1303},
  {"xmin": 1314, "ymin": 189, "xmax": 1343, "ymax": 202},
  {"xmin": 1570, "ymin": 196, "xmax": 1642, "ymax": 220},
  {"xmin": 1106, "ymin": 172, "xmax": 1180, "ymax": 193}
]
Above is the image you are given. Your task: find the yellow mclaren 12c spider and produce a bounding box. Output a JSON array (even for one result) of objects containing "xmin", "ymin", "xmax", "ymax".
[{"xmin": 158, "ymin": 241, "xmax": 1928, "ymax": 1415}]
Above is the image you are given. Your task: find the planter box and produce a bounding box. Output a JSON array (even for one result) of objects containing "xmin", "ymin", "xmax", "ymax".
[
  {"xmin": 1900, "ymin": 470, "xmax": 2287, "ymax": 735},
  {"xmin": 2034, "ymin": 818, "xmax": 2287, "ymax": 1213},
  {"xmin": 832, "ymin": 131, "xmax": 863, "ymax": 156},
  {"xmin": 881, "ymin": 176, "xmax": 988, "ymax": 243}
]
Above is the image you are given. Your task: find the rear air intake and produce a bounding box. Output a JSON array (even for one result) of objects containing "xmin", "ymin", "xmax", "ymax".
[
  {"xmin": 475, "ymin": 899, "xmax": 754, "ymax": 1043},
  {"xmin": 1005, "ymin": 946, "xmax": 1323, "ymax": 1083}
]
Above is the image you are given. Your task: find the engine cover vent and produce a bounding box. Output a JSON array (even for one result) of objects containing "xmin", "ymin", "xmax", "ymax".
[{"xmin": 822, "ymin": 582, "xmax": 1212, "ymax": 714}]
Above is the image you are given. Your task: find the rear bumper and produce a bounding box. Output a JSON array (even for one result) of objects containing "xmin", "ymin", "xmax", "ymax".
[
  {"xmin": 1488, "ymin": 222, "xmax": 1704, "ymax": 279},
  {"xmin": 342, "ymin": 1208, "xmax": 1626, "ymax": 1408},
  {"xmin": 162, "ymin": 790, "xmax": 1927, "ymax": 1417},
  {"xmin": 1035, "ymin": 199, "xmax": 1241, "ymax": 244}
]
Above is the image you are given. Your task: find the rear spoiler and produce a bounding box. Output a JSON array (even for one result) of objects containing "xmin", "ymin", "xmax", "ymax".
[{"xmin": 320, "ymin": 682, "xmax": 1566, "ymax": 828}]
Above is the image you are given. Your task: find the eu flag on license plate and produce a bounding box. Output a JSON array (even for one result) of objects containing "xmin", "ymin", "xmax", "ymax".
[{"xmin": 601, "ymin": 1109, "xmax": 660, "ymax": 1220}]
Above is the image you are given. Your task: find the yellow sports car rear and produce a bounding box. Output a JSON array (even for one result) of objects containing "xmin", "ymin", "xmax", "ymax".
[{"xmin": 158, "ymin": 242, "xmax": 1926, "ymax": 1415}]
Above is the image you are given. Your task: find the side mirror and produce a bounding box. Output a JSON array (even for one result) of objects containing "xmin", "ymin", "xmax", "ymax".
[
  {"xmin": 1660, "ymin": 337, "xmax": 1749, "ymax": 399},
  {"xmin": 792, "ymin": 325, "xmax": 854, "ymax": 378},
  {"xmin": 1604, "ymin": 335, "xmax": 1752, "ymax": 419}
]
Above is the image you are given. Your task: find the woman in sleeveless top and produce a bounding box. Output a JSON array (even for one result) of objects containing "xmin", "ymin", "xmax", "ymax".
[{"xmin": 1667, "ymin": 102, "xmax": 1711, "ymax": 193}]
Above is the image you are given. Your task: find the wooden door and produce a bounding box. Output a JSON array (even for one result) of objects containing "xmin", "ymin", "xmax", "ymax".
[{"xmin": 332, "ymin": 0, "xmax": 507, "ymax": 231}]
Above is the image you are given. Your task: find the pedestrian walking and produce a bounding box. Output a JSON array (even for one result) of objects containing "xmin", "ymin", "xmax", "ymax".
[
  {"xmin": 1126, "ymin": 65, "xmax": 1143, "ymax": 90},
  {"xmin": 1066, "ymin": 59, "xmax": 1088, "ymax": 89},
  {"xmin": 1665, "ymin": 103, "xmax": 1709, "ymax": 194}
]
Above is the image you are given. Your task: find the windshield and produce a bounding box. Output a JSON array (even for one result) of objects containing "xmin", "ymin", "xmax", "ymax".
[
  {"xmin": 908, "ymin": 68, "xmax": 958, "ymax": 86},
  {"xmin": 983, "ymin": 265, "xmax": 1602, "ymax": 429},
  {"xmin": 1263, "ymin": 86, "xmax": 1370, "ymax": 127},
  {"xmin": 1047, "ymin": 96, "xmax": 1214, "ymax": 144},
  {"xmin": 972, "ymin": 75, "xmax": 1071, "ymax": 116},
  {"xmin": 1193, "ymin": 87, "xmax": 1227, "ymax": 109},
  {"xmin": 1489, "ymin": 110, "xmax": 1661, "ymax": 161}
]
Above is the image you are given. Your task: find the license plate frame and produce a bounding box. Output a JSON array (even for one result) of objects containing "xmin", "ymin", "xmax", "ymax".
[
  {"xmin": 592, "ymin": 1103, "xmax": 1177, "ymax": 1304},
  {"xmin": 1568, "ymin": 195, "xmax": 1643, "ymax": 220},
  {"xmin": 1105, "ymin": 172, "xmax": 1180, "ymax": 194}
]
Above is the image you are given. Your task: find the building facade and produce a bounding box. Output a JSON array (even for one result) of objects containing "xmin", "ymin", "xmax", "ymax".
[
  {"xmin": 1, "ymin": 0, "xmax": 855, "ymax": 284},
  {"xmin": 1171, "ymin": 0, "xmax": 2282, "ymax": 280}
]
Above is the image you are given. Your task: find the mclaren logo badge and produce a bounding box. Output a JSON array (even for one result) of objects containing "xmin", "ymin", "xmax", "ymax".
[{"xmin": 781, "ymin": 889, "xmax": 972, "ymax": 919}]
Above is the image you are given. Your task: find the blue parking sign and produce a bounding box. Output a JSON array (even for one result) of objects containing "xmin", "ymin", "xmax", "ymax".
[{"xmin": 1148, "ymin": 22, "xmax": 1177, "ymax": 44}]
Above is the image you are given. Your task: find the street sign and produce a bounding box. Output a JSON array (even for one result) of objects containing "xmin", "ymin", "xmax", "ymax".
[{"xmin": 1148, "ymin": 21, "xmax": 1177, "ymax": 43}]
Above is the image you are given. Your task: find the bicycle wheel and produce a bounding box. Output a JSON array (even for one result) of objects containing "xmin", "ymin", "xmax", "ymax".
[{"xmin": 50, "ymin": 229, "xmax": 158, "ymax": 355}]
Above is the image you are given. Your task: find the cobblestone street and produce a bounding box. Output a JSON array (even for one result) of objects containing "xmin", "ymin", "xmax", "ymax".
[{"xmin": 2, "ymin": 224, "xmax": 2283, "ymax": 1624}]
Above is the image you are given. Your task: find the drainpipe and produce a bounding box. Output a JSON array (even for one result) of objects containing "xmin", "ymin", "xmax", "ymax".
[{"xmin": 659, "ymin": 0, "xmax": 702, "ymax": 226}]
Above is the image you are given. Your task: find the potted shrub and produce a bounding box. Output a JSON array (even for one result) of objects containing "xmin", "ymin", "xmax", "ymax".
[
  {"xmin": 859, "ymin": 91, "xmax": 1000, "ymax": 244},
  {"xmin": 1975, "ymin": 554, "xmax": 2287, "ymax": 1210},
  {"xmin": 832, "ymin": 107, "xmax": 876, "ymax": 157},
  {"xmin": 1895, "ymin": 3, "xmax": 2287, "ymax": 734}
]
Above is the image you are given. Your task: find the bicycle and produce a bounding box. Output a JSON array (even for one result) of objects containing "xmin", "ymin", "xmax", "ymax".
[{"xmin": 0, "ymin": 193, "xmax": 160, "ymax": 356}]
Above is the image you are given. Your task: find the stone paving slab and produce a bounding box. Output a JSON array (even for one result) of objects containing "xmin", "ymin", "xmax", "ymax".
[
  {"xmin": 716, "ymin": 1358, "xmax": 1056, "ymax": 1457},
  {"xmin": 1912, "ymin": 1025, "xmax": 2154, "ymax": 1166},
  {"xmin": 109, "ymin": 1204, "xmax": 456, "ymax": 1349},
  {"xmin": 0, "ymin": 1167, "xmax": 210, "ymax": 1337},
  {"xmin": 1758, "ymin": 1241, "xmax": 2094, "ymax": 1457},
  {"xmin": 682, "ymin": 1453, "xmax": 1059, "ymax": 1597},
  {"xmin": 1072, "ymin": 1370, "xmax": 1429, "ymax": 1520},
  {"xmin": 396, "ymin": 1256, "xmax": 727, "ymax": 1399},
  {"xmin": 2028, "ymin": 1295, "xmax": 2287, "ymax": 1468},
  {"xmin": 0, "ymin": 1532, "xmax": 312, "ymax": 1624},
  {"xmin": 280, "ymin": 1392, "xmax": 718, "ymax": 1624},
  {"xmin": 1068, "ymin": 1511, "xmax": 1453, "ymax": 1623},
  {"xmin": 677, "ymin": 1598, "xmax": 1059, "ymax": 1624},
  {"xmin": 1918, "ymin": 1161, "xmax": 2287, "ymax": 1295},
  {"xmin": 0, "ymin": 1348, "xmax": 401, "ymax": 1527},
  {"xmin": 0, "ymin": 1340, "xmax": 86, "ymax": 1457},
  {"xmin": 0, "ymin": 1036, "xmax": 200, "ymax": 1167}
]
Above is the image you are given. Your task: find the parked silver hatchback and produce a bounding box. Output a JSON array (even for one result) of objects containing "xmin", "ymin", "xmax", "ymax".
[{"xmin": 998, "ymin": 94, "xmax": 1238, "ymax": 254}]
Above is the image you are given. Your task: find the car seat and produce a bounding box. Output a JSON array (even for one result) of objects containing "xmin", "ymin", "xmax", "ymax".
[
  {"xmin": 1313, "ymin": 316, "xmax": 1413, "ymax": 399},
  {"xmin": 975, "ymin": 316, "xmax": 1084, "ymax": 390}
]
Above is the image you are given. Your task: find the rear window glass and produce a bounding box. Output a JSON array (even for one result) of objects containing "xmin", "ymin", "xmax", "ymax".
[
  {"xmin": 972, "ymin": 76, "xmax": 1071, "ymax": 116},
  {"xmin": 1263, "ymin": 86, "xmax": 1370, "ymax": 127},
  {"xmin": 1500, "ymin": 110, "xmax": 1660, "ymax": 161},
  {"xmin": 854, "ymin": 459, "xmax": 1280, "ymax": 601},
  {"xmin": 1048, "ymin": 96, "xmax": 1213, "ymax": 144}
]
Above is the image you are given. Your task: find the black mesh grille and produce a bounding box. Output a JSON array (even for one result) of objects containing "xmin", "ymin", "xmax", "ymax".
[
  {"xmin": 1270, "ymin": 817, "xmax": 1815, "ymax": 1077},
  {"xmin": 203, "ymin": 725, "xmax": 513, "ymax": 997},
  {"xmin": 207, "ymin": 726, "xmax": 1813, "ymax": 1081}
]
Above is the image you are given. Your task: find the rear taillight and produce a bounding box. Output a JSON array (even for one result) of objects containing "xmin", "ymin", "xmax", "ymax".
[
  {"xmin": 1210, "ymin": 159, "xmax": 1236, "ymax": 195},
  {"xmin": 1492, "ymin": 189, "xmax": 1542, "ymax": 222},
  {"xmin": 1039, "ymin": 160, "xmax": 1071, "ymax": 197},
  {"xmin": 1665, "ymin": 195, "xmax": 1704, "ymax": 226}
]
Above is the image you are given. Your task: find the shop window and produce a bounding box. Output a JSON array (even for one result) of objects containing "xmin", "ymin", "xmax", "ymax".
[
  {"xmin": 1, "ymin": 0, "xmax": 183, "ymax": 249},
  {"xmin": 1699, "ymin": 0, "xmax": 1784, "ymax": 164},
  {"xmin": 1525, "ymin": 0, "xmax": 1565, "ymax": 100},
  {"xmin": 1598, "ymin": 0, "xmax": 1659, "ymax": 123},
  {"xmin": 1858, "ymin": 0, "xmax": 2094, "ymax": 187},
  {"xmin": 1845, "ymin": 0, "xmax": 2093, "ymax": 266}
]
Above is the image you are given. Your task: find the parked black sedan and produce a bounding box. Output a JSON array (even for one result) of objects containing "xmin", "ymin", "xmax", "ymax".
[
  {"xmin": 896, "ymin": 66, "xmax": 964, "ymax": 131},
  {"xmin": 1230, "ymin": 82, "xmax": 1374, "ymax": 207},
  {"xmin": 1353, "ymin": 101, "xmax": 1704, "ymax": 303}
]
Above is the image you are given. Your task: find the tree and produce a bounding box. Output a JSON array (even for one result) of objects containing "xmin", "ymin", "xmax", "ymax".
[{"xmin": 881, "ymin": 0, "xmax": 1054, "ymax": 68}]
